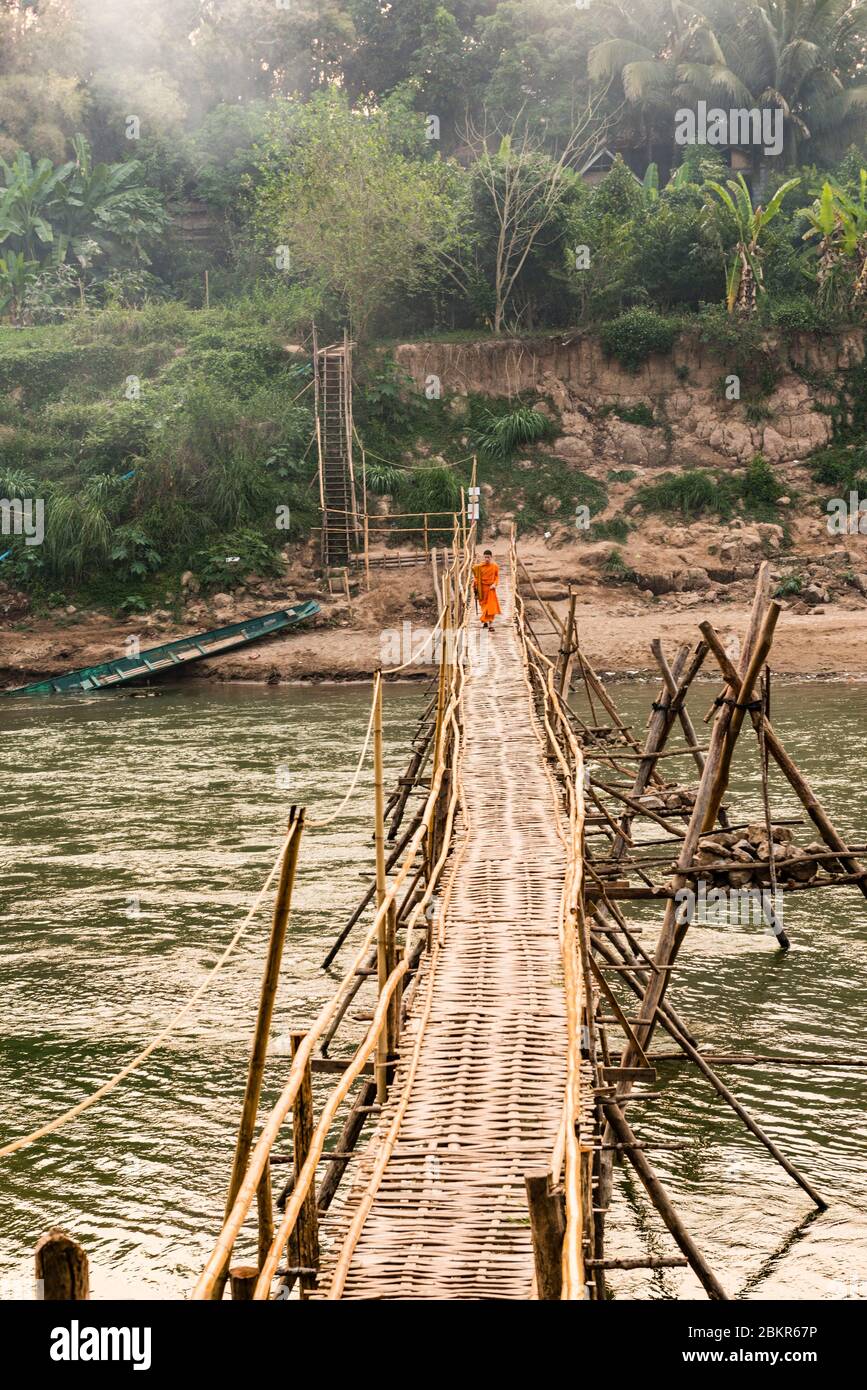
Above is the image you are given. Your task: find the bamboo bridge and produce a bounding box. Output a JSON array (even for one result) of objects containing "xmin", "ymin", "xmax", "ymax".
[
  {"xmin": 183, "ymin": 510, "xmax": 865, "ymax": 1303},
  {"xmin": 6, "ymin": 512, "xmax": 865, "ymax": 1302}
]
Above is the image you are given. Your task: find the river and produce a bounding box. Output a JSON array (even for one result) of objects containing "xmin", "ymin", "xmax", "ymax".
[{"xmin": 0, "ymin": 679, "xmax": 865, "ymax": 1299}]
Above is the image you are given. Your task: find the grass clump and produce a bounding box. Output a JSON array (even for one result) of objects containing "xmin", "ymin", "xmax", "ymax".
[
  {"xmin": 473, "ymin": 405, "xmax": 556, "ymax": 461},
  {"xmin": 632, "ymin": 456, "xmax": 785, "ymax": 523}
]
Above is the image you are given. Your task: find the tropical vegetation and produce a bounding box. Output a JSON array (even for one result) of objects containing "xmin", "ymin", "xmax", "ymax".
[{"xmin": 2, "ymin": 2, "xmax": 867, "ymax": 598}]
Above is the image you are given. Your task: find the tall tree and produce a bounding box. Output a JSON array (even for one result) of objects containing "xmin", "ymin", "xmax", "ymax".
[{"xmin": 253, "ymin": 90, "xmax": 461, "ymax": 337}]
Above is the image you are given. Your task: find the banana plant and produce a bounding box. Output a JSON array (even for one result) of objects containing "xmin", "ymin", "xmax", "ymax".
[
  {"xmin": 704, "ymin": 173, "xmax": 800, "ymax": 314},
  {"xmin": 0, "ymin": 249, "xmax": 40, "ymax": 323},
  {"xmin": 801, "ymin": 172, "xmax": 867, "ymax": 307},
  {"xmin": 0, "ymin": 150, "xmax": 71, "ymax": 260}
]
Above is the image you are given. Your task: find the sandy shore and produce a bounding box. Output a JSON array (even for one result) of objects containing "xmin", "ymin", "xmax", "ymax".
[{"xmin": 2, "ymin": 563, "xmax": 866, "ymax": 689}]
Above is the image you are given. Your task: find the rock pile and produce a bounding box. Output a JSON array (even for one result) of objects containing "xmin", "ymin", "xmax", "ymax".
[{"xmin": 679, "ymin": 824, "xmax": 838, "ymax": 888}]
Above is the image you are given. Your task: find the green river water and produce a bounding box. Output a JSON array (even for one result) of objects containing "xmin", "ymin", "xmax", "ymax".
[{"xmin": 0, "ymin": 678, "xmax": 865, "ymax": 1300}]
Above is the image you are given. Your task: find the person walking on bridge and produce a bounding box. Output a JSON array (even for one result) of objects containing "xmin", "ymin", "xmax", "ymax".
[{"xmin": 473, "ymin": 549, "xmax": 501, "ymax": 630}]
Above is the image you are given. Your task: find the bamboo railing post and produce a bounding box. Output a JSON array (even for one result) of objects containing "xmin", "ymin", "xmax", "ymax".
[
  {"xmin": 424, "ymin": 512, "xmax": 429, "ymax": 554},
  {"xmin": 290, "ymin": 1033, "xmax": 321, "ymax": 1295},
  {"xmin": 373, "ymin": 673, "xmax": 389, "ymax": 1103},
  {"xmin": 363, "ymin": 513, "xmax": 370, "ymax": 591},
  {"xmin": 214, "ymin": 807, "xmax": 305, "ymax": 1298},
  {"xmin": 35, "ymin": 1229, "xmax": 89, "ymax": 1300},
  {"xmin": 230, "ymin": 1266, "xmax": 257, "ymax": 1300},
  {"xmin": 556, "ymin": 589, "xmax": 578, "ymax": 698},
  {"xmin": 525, "ymin": 1171, "xmax": 565, "ymax": 1300}
]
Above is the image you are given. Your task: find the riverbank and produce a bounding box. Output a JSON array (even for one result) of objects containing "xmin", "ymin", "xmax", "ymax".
[{"xmin": 3, "ymin": 545, "xmax": 867, "ymax": 686}]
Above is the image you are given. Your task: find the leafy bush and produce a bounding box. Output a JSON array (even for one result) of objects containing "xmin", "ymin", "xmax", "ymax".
[
  {"xmin": 600, "ymin": 308, "xmax": 680, "ymax": 370},
  {"xmin": 741, "ymin": 455, "xmax": 785, "ymax": 520},
  {"xmin": 808, "ymin": 443, "xmax": 867, "ymax": 501},
  {"xmin": 767, "ymin": 295, "xmax": 834, "ymax": 333},
  {"xmin": 633, "ymin": 457, "xmax": 785, "ymax": 522},
  {"xmin": 365, "ymin": 459, "xmax": 405, "ymax": 495},
  {"xmin": 775, "ymin": 573, "xmax": 803, "ymax": 597},
  {"xmin": 601, "ymin": 402, "xmax": 656, "ymax": 427},
  {"xmin": 403, "ymin": 465, "xmax": 462, "ymax": 513},
  {"xmin": 195, "ymin": 528, "xmax": 283, "ymax": 589}
]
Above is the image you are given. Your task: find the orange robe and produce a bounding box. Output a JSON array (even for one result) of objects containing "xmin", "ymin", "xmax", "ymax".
[{"xmin": 473, "ymin": 561, "xmax": 501, "ymax": 625}]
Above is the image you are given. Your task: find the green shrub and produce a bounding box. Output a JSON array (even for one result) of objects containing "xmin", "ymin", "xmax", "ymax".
[
  {"xmin": 599, "ymin": 308, "xmax": 680, "ymax": 370},
  {"xmin": 775, "ymin": 573, "xmax": 803, "ymax": 597},
  {"xmin": 633, "ymin": 469, "xmax": 722, "ymax": 518},
  {"xmin": 603, "ymin": 549, "xmax": 638, "ymax": 583},
  {"xmin": 473, "ymin": 405, "xmax": 556, "ymax": 460},
  {"xmin": 809, "ymin": 443, "xmax": 867, "ymax": 494},
  {"xmin": 633, "ymin": 457, "xmax": 785, "ymax": 522},
  {"xmin": 768, "ymin": 295, "xmax": 834, "ymax": 334},
  {"xmin": 589, "ymin": 517, "xmax": 630, "ymax": 542},
  {"xmin": 196, "ymin": 528, "xmax": 283, "ymax": 589},
  {"xmin": 741, "ymin": 455, "xmax": 785, "ymax": 520},
  {"xmin": 403, "ymin": 465, "xmax": 462, "ymax": 513}
]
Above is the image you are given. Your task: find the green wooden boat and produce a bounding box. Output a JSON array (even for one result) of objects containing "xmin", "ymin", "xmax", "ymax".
[{"xmin": 2, "ymin": 602, "xmax": 319, "ymax": 696}]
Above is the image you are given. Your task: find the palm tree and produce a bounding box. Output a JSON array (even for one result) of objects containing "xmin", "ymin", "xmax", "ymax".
[
  {"xmin": 591, "ymin": 1, "xmax": 867, "ymax": 177},
  {"xmin": 705, "ymin": 170, "xmax": 800, "ymax": 312},
  {"xmin": 588, "ymin": 0, "xmax": 751, "ymax": 174},
  {"xmin": 695, "ymin": 0, "xmax": 867, "ymax": 169}
]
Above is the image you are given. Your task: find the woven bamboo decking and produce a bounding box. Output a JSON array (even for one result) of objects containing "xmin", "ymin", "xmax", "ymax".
[{"xmin": 314, "ymin": 577, "xmax": 581, "ymax": 1299}]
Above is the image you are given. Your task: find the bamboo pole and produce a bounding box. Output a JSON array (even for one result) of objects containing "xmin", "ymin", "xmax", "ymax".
[
  {"xmin": 215, "ymin": 808, "xmax": 305, "ymax": 1297},
  {"xmin": 257, "ymin": 1164, "xmax": 274, "ymax": 1273},
  {"xmin": 557, "ymin": 589, "xmax": 578, "ymax": 698},
  {"xmin": 363, "ymin": 514, "xmax": 370, "ymax": 591},
  {"xmin": 290, "ymin": 1033, "xmax": 320, "ymax": 1295},
  {"xmin": 372, "ymin": 673, "xmax": 389, "ymax": 1104},
  {"xmin": 651, "ymin": 639, "xmax": 711, "ymax": 782},
  {"xmin": 525, "ymin": 1171, "xmax": 565, "ymax": 1300},
  {"xmin": 701, "ymin": 625, "xmax": 867, "ymax": 900},
  {"xmin": 703, "ymin": 602, "xmax": 782, "ymax": 830},
  {"xmin": 601, "ymin": 1100, "xmax": 728, "ymax": 1300},
  {"xmin": 35, "ymin": 1229, "xmax": 89, "ymax": 1300},
  {"xmin": 229, "ymin": 1266, "xmax": 257, "ymax": 1300}
]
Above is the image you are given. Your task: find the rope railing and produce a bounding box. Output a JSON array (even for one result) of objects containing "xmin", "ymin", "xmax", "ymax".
[
  {"xmin": 0, "ymin": 828, "xmax": 295, "ymax": 1161},
  {"xmin": 192, "ymin": 517, "xmax": 478, "ymax": 1300}
]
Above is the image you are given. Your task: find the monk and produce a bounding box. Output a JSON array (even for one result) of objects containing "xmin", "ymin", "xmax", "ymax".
[{"xmin": 473, "ymin": 549, "xmax": 501, "ymax": 629}]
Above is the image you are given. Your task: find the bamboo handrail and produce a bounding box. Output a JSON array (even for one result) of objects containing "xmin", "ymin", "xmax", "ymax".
[
  {"xmin": 510, "ymin": 530, "xmax": 589, "ymax": 1301},
  {"xmin": 193, "ymin": 522, "xmax": 478, "ymax": 1300}
]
